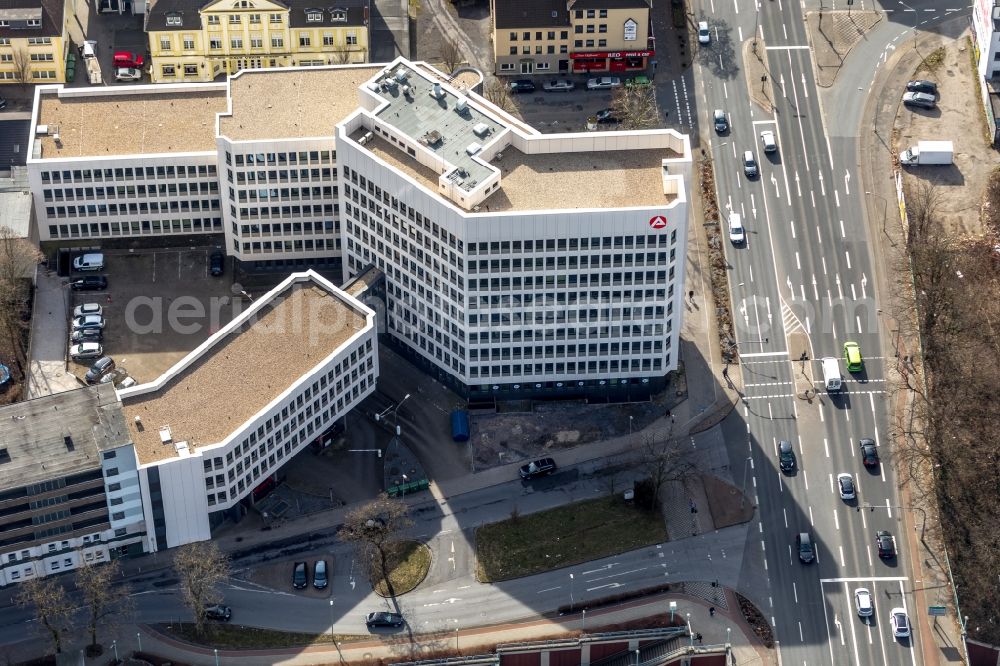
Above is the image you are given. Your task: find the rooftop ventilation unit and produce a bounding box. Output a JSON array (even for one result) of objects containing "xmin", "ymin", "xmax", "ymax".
[
  {"xmin": 35, "ymin": 125, "xmax": 49, "ymax": 136},
  {"xmin": 431, "ymin": 82, "xmax": 444, "ymax": 99},
  {"xmin": 455, "ymin": 97, "xmax": 469, "ymax": 113},
  {"xmin": 358, "ymin": 131, "xmax": 374, "ymax": 146},
  {"xmin": 473, "ymin": 123, "xmax": 490, "ymax": 138},
  {"xmin": 394, "ymin": 67, "xmax": 408, "ymax": 82},
  {"xmin": 158, "ymin": 426, "xmax": 172, "ymax": 444},
  {"xmin": 466, "ymin": 142, "xmax": 482, "ymax": 156}
]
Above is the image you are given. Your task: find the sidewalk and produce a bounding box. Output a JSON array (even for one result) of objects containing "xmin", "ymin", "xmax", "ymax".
[{"xmin": 25, "ymin": 270, "xmax": 80, "ymax": 398}]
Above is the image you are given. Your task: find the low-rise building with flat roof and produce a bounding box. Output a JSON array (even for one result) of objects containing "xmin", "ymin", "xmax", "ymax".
[{"xmin": 118, "ymin": 270, "xmax": 377, "ymax": 550}]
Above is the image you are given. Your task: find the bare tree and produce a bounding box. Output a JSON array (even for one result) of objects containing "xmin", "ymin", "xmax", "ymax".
[
  {"xmin": 173, "ymin": 541, "xmax": 231, "ymax": 635},
  {"xmin": 636, "ymin": 436, "xmax": 697, "ymax": 504},
  {"xmin": 0, "ymin": 225, "xmax": 42, "ymax": 381},
  {"xmin": 16, "ymin": 577, "xmax": 74, "ymax": 654},
  {"xmin": 76, "ymin": 560, "xmax": 134, "ymax": 654},
  {"xmin": 11, "ymin": 48, "xmax": 31, "ymax": 86},
  {"xmin": 330, "ymin": 45, "xmax": 353, "ymax": 65},
  {"xmin": 440, "ymin": 38, "xmax": 463, "ymax": 74},
  {"xmin": 482, "ymin": 77, "xmax": 514, "ymax": 113},
  {"xmin": 610, "ymin": 83, "xmax": 659, "ymax": 130},
  {"xmin": 338, "ymin": 493, "xmax": 412, "ymax": 598}
]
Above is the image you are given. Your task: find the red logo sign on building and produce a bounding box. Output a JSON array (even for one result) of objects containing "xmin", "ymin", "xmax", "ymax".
[{"xmin": 649, "ymin": 215, "xmax": 668, "ymax": 229}]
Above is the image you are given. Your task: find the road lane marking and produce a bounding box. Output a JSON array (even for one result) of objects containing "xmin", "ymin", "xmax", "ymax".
[
  {"xmin": 846, "ymin": 582, "xmax": 862, "ymax": 664},
  {"xmin": 820, "ymin": 576, "xmax": 908, "ymax": 583},
  {"xmin": 765, "ymin": 45, "xmax": 810, "ymax": 49},
  {"xmin": 839, "ymin": 545, "xmax": 846, "ymax": 567}
]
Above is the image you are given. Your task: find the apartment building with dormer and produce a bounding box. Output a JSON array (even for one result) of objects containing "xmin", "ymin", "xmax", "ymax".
[{"xmin": 0, "ymin": 0, "xmax": 67, "ymax": 84}]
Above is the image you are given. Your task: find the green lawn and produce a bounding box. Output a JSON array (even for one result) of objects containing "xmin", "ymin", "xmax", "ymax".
[
  {"xmin": 476, "ymin": 497, "xmax": 666, "ymax": 582},
  {"xmin": 375, "ymin": 539, "xmax": 432, "ymax": 596},
  {"xmin": 163, "ymin": 623, "xmax": 361, "ymax": 650}
]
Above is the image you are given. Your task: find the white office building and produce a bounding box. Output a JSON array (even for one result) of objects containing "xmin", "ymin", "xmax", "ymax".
[{"xmin": 119, "ymin": 270, "xmax": 377, "ymax": 550}]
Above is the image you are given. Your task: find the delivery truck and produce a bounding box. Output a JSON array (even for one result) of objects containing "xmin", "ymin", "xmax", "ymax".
[
  {"xmin": 899, "ymin": 140, "xmax": 953, "ymax": 166},
  {"xmin": 82, "ymin": 40, "xmax": 102, "ymax": 85}
]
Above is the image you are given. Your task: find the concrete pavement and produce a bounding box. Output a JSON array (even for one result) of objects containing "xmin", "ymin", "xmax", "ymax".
[{"xmin": 25, "ymin": 270, "xmax": 80, "ymax": 398}]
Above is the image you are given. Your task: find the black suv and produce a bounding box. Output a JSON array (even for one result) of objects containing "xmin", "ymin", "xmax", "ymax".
[
  {"xmin": 509, "ymin": 79, "xmax": 535, "ymax": 93},
  {"xmin": 778, "ymin": 440, "xmax": 796, "ymax": 473},
  {"xmin": 906, "ymin": 80, "xmax": 937, "ymax": 95},
  {"xmin": 204, "ymin": 604, "xmax": 232, "ymax": 621},
  {"xmin": 859, "ymin": 438, "xmax": 879, "ymax": 468},
  {"xmin": 366, "ymin": 611, "xmax": 404, "ymax": 628},
  {"xmin": 209, "ymin": 250, "xmax": 225, "ymax": 276},
  {"xmin": 84, "ymin": 356, "xmax": 115, "ymax": 384},
  {"xmin": 70, "ymin": 276, "xmax": 108, "ymax": 291},
  {"xmin": 876, "ymin": 530, "xmax": 896, "ymax": 559},
  {"xmin": 519, "ymin": 457, "xmax": 556, "ymax": 479},
  {"xmin": 292, "ymin": 561, "xmax": 308, "ymax": 589}
]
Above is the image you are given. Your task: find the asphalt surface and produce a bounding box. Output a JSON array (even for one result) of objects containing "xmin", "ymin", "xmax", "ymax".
[{"xmin": 689, "ymin": 0, "xmax": 960, "ymax": 662}]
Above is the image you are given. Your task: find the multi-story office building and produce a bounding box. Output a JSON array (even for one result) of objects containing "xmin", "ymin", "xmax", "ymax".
[
  {"xmin": 0, "ymin": 385, "xmax": 147, "ymax": 586},
  {"xmin": 490, "ymin": 0, "xmax": 653, "ymax": 76},
  {"xmin": 145, "ymin": 0, "xmax": 369, "ymax": 82},
  {"xmin": 0, "ymin": 0, "xmax": 68, "ymax": 84},
  {"xmin": 338, "ymin": 60, "xmax": 690, "ymax": 400},
  {"xmin": 27, "ymin": 58, "xmax": 690, "ymax": 400},
  {"xmin": 119, "ymin": 270, "xmax": 377, "ymax": 549}
]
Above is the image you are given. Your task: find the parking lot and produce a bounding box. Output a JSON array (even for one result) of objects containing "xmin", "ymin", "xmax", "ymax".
[
  {"xmin": 67, "ymin": 247, "xmax": 238, "ymax": 385},
  {"xmin": 507, "ymin": 76, "xmax": 638, "ymax": 132}
]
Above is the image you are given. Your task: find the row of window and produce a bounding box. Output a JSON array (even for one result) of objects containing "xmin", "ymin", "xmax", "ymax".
[
  {"xmin": 470, "ymin": 234, "xmax": 674, "ymax": 254},
  {"xmin": 46, "ymin": 218, "xmax": 223, "ymax": 239},
  {"xmin": 509, "ymin": 40, "xmax": 608, "ymax": 55},
  {"xmin": 236, "ymin": 185, "xmax": 335, "ymax": 202},
  {"xmin": 159, "ymin": 32, "xmax": 356, "ymax": 52},
  {"xmin": 0, "ymin": 37, "xmax": 51, "ymax": 44},
  {"xmin": 235, "ymin": 203, "xmax": 336, "ymax": 219},
  {"xmin": 237, "ymin": 220, "xmax": 336, "ymax": 236},
  {"xmin": 0, "ymin": 70, "xmax": 57, "ymax": 80},
  {"xmin": 469, "ymin": 340, "xmax": 665, "ymax": 361},
  {"xmin": 237, "ymin": 238, "xmax": 338, "ymax": 254},
  {"xmin": 468, "ymin": 322, "xmax": 667, "ymax": 344},
  {"xmin": 233, "ymin": 168, "xmax": 336, "ymax": 184},
  {"xmin": 469, "ymin": 357, "xmax": 665, "ymax": 379},
  {"xmin": 468, "ymin": 252, "xmax": 672, "ymax": 274},
  {"xmin": 467, "ymin": 302, "xmax": 670, "ymax": 325},
  {"xmin": 229, "ymin": 150, "xmax": 335, "ymax": 167},
  {"xmin": 44, "ymin": 182, "xmax": 218, "ymax": 201},
  {"xmin": 45, "ymin": 199, "xmax": 220, "ymax": 218},
  {"xmin": 40, "ymin": 164, "xmax": 217, "ymax": 183}
]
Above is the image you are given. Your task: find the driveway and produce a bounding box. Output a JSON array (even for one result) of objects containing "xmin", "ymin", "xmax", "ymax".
[{"xmin": 25, "ymin": 270, "xmax": 79, "ymax": 398}]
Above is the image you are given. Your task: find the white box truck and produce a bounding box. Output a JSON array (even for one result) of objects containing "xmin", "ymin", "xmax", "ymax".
[
  {"xmin": 822, "ymin": 357, "xmax": 842, "ymax": 391},
  {"xmin": 82, "ymin": 40, "xmax": 102, "ymax": 85},
  {"xmin": 899, "ymin": 140, "xmax": 953, "ymax": 166}
]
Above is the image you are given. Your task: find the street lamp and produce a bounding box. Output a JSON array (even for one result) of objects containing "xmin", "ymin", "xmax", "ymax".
[
  {"xmin": 375, "ymin": 394, "xmax": 411, "ymax": 432},
  {"xmin": 111, "ymin": 641, "xmax": 118, "ymax": 661},
  {"xmin": 214, "ymin": 648, "xmax": 219, "ymax": 666},
  {"xmin": 629, "ymin": 415, "xmax": 634, "ymax": 435},
  {"xmin": 634, "ymin": 649, "xmax": 640, "ymax": 665},
  {"xmin": 687, "ymin": 613, "xmax": 692, "ymax": 646},
  {"xmin": 582, "ymin": 608, "xmax": 586, "ymax": 633},
  {"xmin": 329, "ymin": 599, "xmax": 335, "ymax": 636},
  {"xmin": 569, "ymin": 573, "xmax": 575, "ymax": 611},
  {"xmin": 136, "ymin": 632, "xmax": 142, "ymax": 652}
]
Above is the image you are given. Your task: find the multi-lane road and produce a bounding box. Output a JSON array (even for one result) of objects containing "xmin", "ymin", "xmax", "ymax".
[{"xmin": 692, "ymin": 0, "xmax": 954, "ymax": 663}]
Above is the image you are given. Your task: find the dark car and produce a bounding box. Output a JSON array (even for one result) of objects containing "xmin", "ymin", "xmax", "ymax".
[
  {"xmin": 859, "ymin": 438, "xmax": 879, "ymax": 467},
  {"xmin": 204, "ymin": 604, "xmax": 232, "ymax": 621},
  {"xmin": 797, "ymin": 532, "xmax": 814, "ymax": 563},
  {"xmin": 519, "ymin": 457, "xmax": 556, "ymax": 479},
  {"xmin": 292, "ymin": 561, "xmax": 308, "ymax": 589},
  {"xmin": 509, "ymin": 79, "xmax": 535, "ymax": 93},
  {"xmin": 596, "ymin": 108, "xmax": 619, "ymax": 124},
  {"xmin": 84, "ymin": 356, "xmax": 115, "ymax": 384},
  {"xmin": 71, "ymin": 328, "xmax": 103, "ymax": 344},
  {"xmin": 70, "ymin": 275, "xmax": 107, "ymax": 291},
  {"xmin": 876, "ymin": 530, "xmax": 896, "ymax": 559},
  {"xmin": 906, "ymin": 80, "xmax": 937, "ymax": 95},
  {"xmin": 365, "ymin": 611, "xmax": 405, "ymax": 628},
  {"xmin": 778, "ymin": 440, "xmax": 796, "ymax": 473},
  {"xmin": 209, "ymin": 250, "xmax": 225, "ymax": 276}
]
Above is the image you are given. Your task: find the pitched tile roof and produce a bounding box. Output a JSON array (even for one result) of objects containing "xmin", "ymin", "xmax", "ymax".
[{"xmin": 493, "ymin": 0, "xmax": 569, "ymax": 29}]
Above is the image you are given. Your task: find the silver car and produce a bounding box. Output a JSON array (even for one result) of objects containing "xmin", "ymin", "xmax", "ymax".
[
  {"xmin": 902, "ymin": 91, "xmax": 935, "ymax": 109},
  {"xmin": 586, "ymin": 76, "xmax": 621, "ymax": 90},
  {"xmin": 743, "ymin": 151, "xmax": 758, "ymax": 178},
  {"xmin": 70, "ymin": 342, "xmax": 103, "ymax": 360},
  {"xmin": 72, "ymin": 314, "xmax": 105, "ymax": 330},
  {"xmin": 543, "ymin": 79, "xmax": 575, "ymax": 92},
  {"xmin": 854, "ymin": 588, "xmax": 873, "ymax": 617}
]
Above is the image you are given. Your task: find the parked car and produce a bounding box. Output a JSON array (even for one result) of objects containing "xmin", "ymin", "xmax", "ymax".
[
  {"xmin": 778, "ymin": 440, "xmax": 796, "ymax": 473},
  {"xmin": 70, "ymin": 328, "xmax": 103, "ymax": 344},
  {"xmin": 85, "ymin": 356, "xmax": 115, "ymax": 384},
  {"xmin": 906, "ymin": 79, "xmax": 937, "ymax": 95},
  {"xmin": 209, "ymin": 250, "xmax": 225, "ymax": 276},
  {"xmin": 876, "ymin": 530, "xmax": 896, "ymax": 559},
  {"xmin": 204, "ymin": 604, "xmax": 232, "ymax": 621},
  {"xmin": 519, "ymin": 457, "xmax": 556, "ymax": 479},
  {"xmin": 292, "ymin": 561, "xmax": 308, "ymax": 589},
  {"xmin": 843, "ymin": 341, "xmax": 863, "ymax": 372},
  {"xmin": 859, "ymin": 438, "xmax": 879, "ymax": 468},
  {"xmin": 728, "ymin": 212, "xmax": 745, "ymax": 245},
  {"xmin": 72, "ymin": 314, "xmax": 105, "ymax": 331},
  {"xmin": 596, "ymin": 108, "xmax": 619, "ymax": 124},
  {"xmin": 760, "ymin": 130, "xmax": 777, "ymax": 153},
  {"xmin": 854, "ymin": 588, "xmax": 873, "ymax": 617},
  {"xmin": 313, "ymin": 559, "xmax": 328, "ymax": 590},
  {"xmin": 713, "ymin": 109, "xmax": 728, "ymax": 133},
  {"xmin": 73, "ymin": 253, "xmax": 104, "ymax": 271},
  {"xmin": 509, "ymin": 79, "xmax": 536, "ymax": 93},
  {"xmin": 0, "ymin": 97, "xmax": 7, "ymax": 110},
  {"xmin": 587, "ymin": 76, "xmax": 621, "ymax": 90},
  {"xmin": 98, "ymin": 368, "xmax": 127, "ymax": 386},
  {"xmin": 743, "ymin": 150, "xmax": 758, "ymax": 178},
  {"xmin": 698, "ymin": 21, "xmax": 711, "ymax": 44},
  {"xmin": 70, "ymin": 276, "xmax": 107, "ymax": 291},
  {"xmin": 837, "ymin": 473, "xmax": 856, "ymax": 500},
  {"xmin": 902, "ymin": 91, "xmax": 936, "ymax": 109},
  {"xmin": 113, "ymin": 51, "xmax": 144, "ymax": 69},
  {"xmin": 890, "ymin": 608, "xmax": 910, "ymax": 638},
  {"xmin": 70, "ymin": 342, "xmax": 103, "ymax": 360},
  {"xmin": 542, "ymin": 79, "xmax": 575, "ymax": 92},
  {"xmin": 625, "ymin": 75, "xmax": 651, "ymax": 87},
  {"xmin": 73, "ymin": 302, "xmax": 103, "ymax": 318},
  {"xmin": 365, "ymin": 611, "xmax": 405, "ymax": 628},
  {"xmin": 115, "ymin": 67, "xmax": 142, "ymax": 82}
]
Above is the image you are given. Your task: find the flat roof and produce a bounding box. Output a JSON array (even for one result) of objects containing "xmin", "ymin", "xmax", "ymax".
[
  {"xmin": 361, "ymin": 129, "xmax": 675, "ymax": 212},
  {"xmin": 0, "ymin": 385, "xmax": 129, "ymax": 490},
  {"xmin": 36, "ymin": 88, "xmax": 227, "ymax": 158},
  {"xmin": 121, "ymin": 274, "xmax": 368, "ymax": 465},
  {"xmin": 220, "ymin": 66, "xmax": 382, "ymax": 141}
]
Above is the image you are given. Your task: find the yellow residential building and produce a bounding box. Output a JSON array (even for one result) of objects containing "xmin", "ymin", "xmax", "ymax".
[
  {"xmin": 145, "ymin": 0, "xmax": 369, "ymax": 83},
  {"xmin": 491, "ymin": 0, "xmax": 652, "ymax": 77},
  {"xmin": 0, "ymin": 0, "xmax": 67, "ymax": 84}
]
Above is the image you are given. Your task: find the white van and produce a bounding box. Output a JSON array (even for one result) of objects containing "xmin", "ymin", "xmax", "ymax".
[
  {"xmin": 822, "ymin": 357, "xmax": 842, "ymax": 391},
  {"xmin": 73, "ymin": 253, "xmax": 104, "ymax": 271}
]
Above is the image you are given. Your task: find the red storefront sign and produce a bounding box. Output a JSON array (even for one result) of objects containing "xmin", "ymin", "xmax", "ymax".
[{"xmin": 570, "ymin": 50, "xmax": 654, "ymax": 59}]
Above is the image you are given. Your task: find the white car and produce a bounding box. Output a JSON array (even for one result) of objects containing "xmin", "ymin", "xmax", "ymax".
[
  {"xmin": 586, "ymin": 76, "xmax": 621, "ymax": 90},
  {"xmin": 542, "ymin": 79, "xmax": 575, "ymax": 92},
  {"xmin": 854, "ymin": 588, "xmax": 873, "ymax": 617},
  {"xmin": 728, "ymin": 213, "xmax": 745, "ymax": 245},
  {"xmin": 890, "ymin": 607, "xmax": 910, "ymax": 638},
  {"xmin": 115, "ymin": 67, "xmax": 142, "ymax": 82},
  {"xmin": 70, "ymin": 342, "xmax": 103, "ymax": 360},
  {"xmin": 72, "ymin": 314, "xmax": 105, "ymax": 330},
  {"xmin": 73, "ymin": 302, "xmax": 103, "ymax": 318},
  {"xmin": 837, "ymin": 473, "xmax": 856, "ymax": 500},
  {"xmin": 698, "ymin": 21, "xmax": 711, "ymax": 44},
  {"xmin": 760, "ymin": 130, "xmax": 777, "ymax": 153}
]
